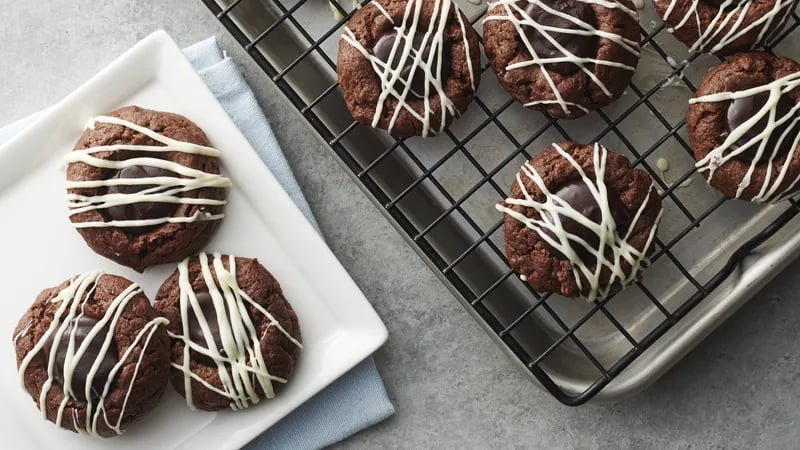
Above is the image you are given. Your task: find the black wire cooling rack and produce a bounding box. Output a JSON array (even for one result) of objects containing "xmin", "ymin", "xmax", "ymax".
[{"xmin": 202, "ymin": 0, "xmax": 800, "ymax": 405}]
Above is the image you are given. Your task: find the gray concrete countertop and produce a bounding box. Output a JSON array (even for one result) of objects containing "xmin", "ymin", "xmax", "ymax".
[{"xmin": 4, "ymin": 1, "xmax": 800, "ymax": 448}]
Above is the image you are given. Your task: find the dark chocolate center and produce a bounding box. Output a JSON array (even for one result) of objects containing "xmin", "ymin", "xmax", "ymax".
[
  {"xmin": 545, "ymin": 179, "xmax": 630, "ymax": 266},
  {"xmin": 106, "ymin": 164, "xmax": 179, "ymax": 234},
  {"xmin": 187, "ymin": 291, "xmax": 227, "ymax": 366},
  {"xmin": 725, "ymin": 91, "xmax": 799, "ymax": 162},
  {"xmin": 372, "ymin": 29, "xmax": 451, "ymax": 99},
  {"xmin": 46, "ymin": 316, "xmax": 118, "ymax": 403},
  {"xmin": 518, "ymin": 0, "xmax": 598, "ymax": 75}
]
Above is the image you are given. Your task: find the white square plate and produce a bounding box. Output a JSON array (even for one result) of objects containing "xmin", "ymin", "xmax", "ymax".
[{"xmin": 0, "ymin": 30, "xmax": 388, "ymax": 450}]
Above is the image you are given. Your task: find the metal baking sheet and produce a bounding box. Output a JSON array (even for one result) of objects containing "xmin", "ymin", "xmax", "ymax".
[{"xmin": 209, "ymin": 0, "xmax": 800, "ymax": 401}]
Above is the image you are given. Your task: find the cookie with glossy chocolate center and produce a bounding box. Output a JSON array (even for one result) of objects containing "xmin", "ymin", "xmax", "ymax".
[
  {"xmin": 12, "ymin": 272, "xmax": 170, "ymax": 437},
  {"xmin": 482, "ymin": 0, "xmax": 641, "ymax": 118},
  {"xmin": 686, "ymin": 52, "xmax": 800, "ymax": 202},
  {"xmin": 66, "ymin": 105, "xmax": 229, "ymax": 272},
  {"xmin": 155, "ymin": 254, "xmax": 302, "ymax": 411},
  {"xmin": 653, "ymin": 0, "xmax": 796, "ymax": 55},
  {"xmin": 497, "ymin": 142, "xmax": 663, "ymax": 299},
  {"xmin": 337, "ymin": 0, "xmax": 481, "ymax": 137}
]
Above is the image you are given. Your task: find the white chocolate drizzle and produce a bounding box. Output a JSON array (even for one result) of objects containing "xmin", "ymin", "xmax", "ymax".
[
  {"xmin": 661, "ymin": 0, "xmax": 794, "ymax": 53},
  {"xmin": 496, "ymin": 143, "xmax": 662, "ymax": 301},
  {"xmin": 690, "ymin": 71, "xmax": 800, "ymax": 202},
  {"xmin": 171, "ymin": 253, "xmax": 302, "ymax": 411},
  {"xmin": 340, "ymin": 0, "xmax": 477, "ymax": 136},
  {"xmin": 64, "ymin": 116, "xmax": 231, "ymax": 229},
  {"xmin": 16, "ymin": 271, "xmax": 168, "ymax": 437},
  {"xmin": 656, "ymin": 157, "xmax": 694, "ymax": 188},
  {"xmin": 484, "ymin": 0, "xmax": 641, "ymax": 116},
  {"xmin": 329, "ymin": 0, "xmax": 361, "ymax": 21}
]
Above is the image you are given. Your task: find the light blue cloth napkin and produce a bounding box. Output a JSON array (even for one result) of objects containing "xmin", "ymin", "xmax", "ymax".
[{"xmin": 1, "ymin": 36, "xmax": 394, "ymax": 450}]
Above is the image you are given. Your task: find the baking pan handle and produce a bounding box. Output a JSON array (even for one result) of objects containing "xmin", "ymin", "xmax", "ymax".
[{"xmin": 682, "ymin": 200, "xmax": 800, "ymax": 312}]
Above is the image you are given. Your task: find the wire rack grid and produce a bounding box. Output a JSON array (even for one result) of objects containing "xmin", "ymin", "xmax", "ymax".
[{"xmin": 202, "ymin": 0, "xmax": 800, "ymax": 405}]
